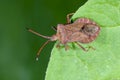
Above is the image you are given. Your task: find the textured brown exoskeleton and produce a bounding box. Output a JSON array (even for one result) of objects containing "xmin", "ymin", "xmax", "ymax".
[{"xmin": 27, "ymin": 13, "xmax": 100, "ymax": 60}]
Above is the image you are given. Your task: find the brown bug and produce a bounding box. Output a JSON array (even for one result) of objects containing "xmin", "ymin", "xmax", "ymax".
[{"xmin": 27, "ymin": 13, "xmax": 100, "ymax": 60}]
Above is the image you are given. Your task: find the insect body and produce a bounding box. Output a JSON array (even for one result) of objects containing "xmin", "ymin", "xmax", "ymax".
[
  {"xmin": 27, "ymin": 13, "xmax": 100, "ymax": 60},
  {"xmin": 53, "ymin": 19, "xmax": 100, "ymax": 44}
]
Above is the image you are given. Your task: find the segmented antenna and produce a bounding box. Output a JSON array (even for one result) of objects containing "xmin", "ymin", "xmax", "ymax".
[
  {"xmin": 26, "ymin": 27, "xmax": 51, "ymax": 39},
  {"xmin": 26, "ymin": 28, "xmax": 51, "ymax": 61},
  {"xmin": 36, "ymin": 40, "xmax": 50, "ymax": 61}
]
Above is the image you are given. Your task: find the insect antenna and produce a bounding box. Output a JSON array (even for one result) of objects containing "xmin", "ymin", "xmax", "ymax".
[
  {"xmin": 36, "ymin": 40, "xmax": 51, "ymax": 61},
  {"xmin": 26, "ymin": 27, "xmax": 51, "ymax": 39},
  {"xmin": 26, "ymin": 28, "xmax": 52, "ymax": 60}
]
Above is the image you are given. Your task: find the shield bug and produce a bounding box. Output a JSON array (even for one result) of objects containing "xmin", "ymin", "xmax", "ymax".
[{"xmin": 27, "ymin": 13, "xmax": 100, "ymax": 60}]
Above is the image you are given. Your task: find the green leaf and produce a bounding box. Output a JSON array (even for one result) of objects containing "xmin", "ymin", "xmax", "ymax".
[{"xmin": 45, "ymin": 0, "xmax": 120, "ymax": 80}]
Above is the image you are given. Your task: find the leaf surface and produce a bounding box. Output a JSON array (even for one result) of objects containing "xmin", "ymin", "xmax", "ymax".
[{"xmin": 45, "ymin": 0, "xmax": 120, "ymax": 80}]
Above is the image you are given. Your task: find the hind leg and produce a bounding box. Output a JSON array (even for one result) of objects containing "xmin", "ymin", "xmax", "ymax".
[{"xmin": 75, "ymin": 42, "xmax": 95, "ymax": 51}]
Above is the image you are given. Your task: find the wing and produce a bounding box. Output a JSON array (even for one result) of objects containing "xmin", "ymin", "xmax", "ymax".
[
  {"xmin": 68, "ymin": 32, "xmax": 90, "ymax": 43},
  {"xmin": 65, "ymin": 22, "xmax": 85, "ymax": 32}
]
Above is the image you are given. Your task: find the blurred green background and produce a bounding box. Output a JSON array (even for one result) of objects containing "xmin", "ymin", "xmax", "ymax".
[{"xmin": 0, "ymin": 0, "xmax": 87, "ymax": 80}]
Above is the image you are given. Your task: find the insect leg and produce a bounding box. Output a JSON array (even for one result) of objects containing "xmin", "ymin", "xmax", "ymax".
[
  {"xmin": 56, "ymin": 42, "xmax": 61, "ymax": 48},
  {"xmin": 75, "ymin": 42, "xmax": 95, "ymax": 51},
  {"xmin": 66, "ymin": 13, "xmax": 74, "ymax": 24},
  {"xmin": 51, "ymin": 26, "xmax": 57, "ymax": 31},
  {"xmin": 75, "ymin": 42, "xmax": 88, "ymax": 51},
  {"xmin": 86, "ymin": 46, "xmax": 96, "ymax": 51},
  {"xmin": 36, "ymin": 40, "xmax": 51, "ymax": 61},
  {"xmin": 56, "ymin": 42, "xmax": 69, "ymax": 51},
  {"xmin": 65, "ymin": 44, "xmax": 69, "ymax": 51}
]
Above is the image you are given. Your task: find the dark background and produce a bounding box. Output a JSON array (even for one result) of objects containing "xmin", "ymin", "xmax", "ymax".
[{"xmin": 0, "ymin": 0, "xmax": 87, "ymax": 80}]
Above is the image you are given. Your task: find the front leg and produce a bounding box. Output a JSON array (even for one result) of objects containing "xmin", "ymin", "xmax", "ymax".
[
  {"xmin": 51, "ymin": 26, "xmax": 57, "ymax": 31},
  {"xmin": 56, "ymin": 42, "xmax": 69, "ymax": 51},
  {"xmin": 56, "ymin": 42, "xmax": 61, "ymax": 48}
]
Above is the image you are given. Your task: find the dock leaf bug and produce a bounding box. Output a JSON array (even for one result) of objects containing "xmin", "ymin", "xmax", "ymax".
[{"xmin": 27, "ymin": 13, "xmax": 100, "ymax": 60}]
